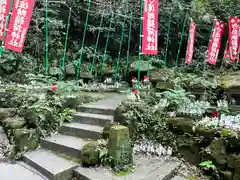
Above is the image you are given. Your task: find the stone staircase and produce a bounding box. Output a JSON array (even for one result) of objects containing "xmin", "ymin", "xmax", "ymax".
[{"xmin": 20, "ymin": 96, "xmax": 182, "ymax": 180}]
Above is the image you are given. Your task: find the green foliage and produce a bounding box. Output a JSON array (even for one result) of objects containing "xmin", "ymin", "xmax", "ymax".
[
  {"xmin": 116, "ymin": 68, "xmax": 224, "ymax": 149},
  {"xmin": 23, "ymin": 95, "xmax": 69, "ymax": 137},
  {"xmin": 160, "ymin": 89, "xmax": 195, "ymax": 109},
  {"xmin": 0, "ymin": 84, "xmax": 99, "ymax": 159},
  {"xmin": 199, "ymin": 160, "xmax": 216, "ymax": 169},
  {"xmin": 25, "ymin": 3, "xmax": 66, "ymax": 65},
  {"xmin": 26, "ymin": 73, "xmax": 57, "ymax": 85},
  {"xmin": 199, "ymin": 160, "xmax": 220, "ymax": 178},
  {"xmin": 117, "ymin": 93, "xmax": 176, "ymax": 146},
  {"xmin": 193, "ymin": 0, "xmax": 240, "ymax": 20},
  {"xmin": 0, "ymin": 0, "xmax": 238, "ymax": 79}
]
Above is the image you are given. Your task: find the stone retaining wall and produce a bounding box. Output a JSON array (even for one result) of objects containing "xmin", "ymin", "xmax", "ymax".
[{"xmin": 166, "ymin": 117, "xmax": 240, "ymax": 180}]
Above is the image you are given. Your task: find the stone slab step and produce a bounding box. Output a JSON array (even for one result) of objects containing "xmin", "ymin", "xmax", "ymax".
[
  {"xmin": 144, "ymin": 160, "xmax": 180, "ymax": 180},
  {"xmin": 0, "ymin": 161, "xmax": 47, "ymax": 180},
  {"xmin": 23, "ymin": 149, "xmax": 78, "ymax": 180},
  {"xmin": 60, "ymin": 122, "xmax": 103, "ymax": 139},
  {"xmin": 73, "ymin": 112, "xmax": 113, "ymax": 127},
  {"xmin": 40, "ymin": 134, "xmax": 86, "ymax": 158},
  {"xmin": 77, "ymin": 104, "xmax": 115, "ymax": 115},
  {"xmin": 74, "ymin": 157, "xmax": 180, "ymax": 180}
]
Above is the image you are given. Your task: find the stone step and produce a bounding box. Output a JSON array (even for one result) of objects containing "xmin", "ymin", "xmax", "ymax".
[
  {"xmin": 138, "ymin": 160, "xmax": 180, "ymax": 180},
  {"xmin": 73, "ymin": 112, "xmax": 113, "ymax": 127},
  {"xmin": 23, "ymin": 148, "xmax": 78, "ymax": 180},
  {"xmin": 0, "ymin": 161, "xmax": 47, "ymax": 180},
  {"xmin": 171, "ymin": 176, "xmax": 187, "ymax": 180},
  {"xmin": 77, "ymin": 104, "xmax": 115, "ymax": 116},
  {"xmin": 60, "ymin": 122, "xmax": 103, "ymax": 139},
  {"xmin": 40, "ymin": 134, "xmax": 86, "ymax": 158},
  {"xmin": 74, "ymin": 157, "xmax": 180, "ymax": 180}
]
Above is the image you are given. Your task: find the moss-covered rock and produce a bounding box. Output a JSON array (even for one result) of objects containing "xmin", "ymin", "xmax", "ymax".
[
  {"xmin": 81, "ymin": 140, "xmax": 104, "ymax": 166},
  {"xmin": 114, "ymin": 105, "xmax": 125, "ymax": 123},
  {"xmin": 196, "ymin": 127, "xmax": 215, "ymax": 138},
  {"xmin": 0, "ymin": 108, "xmax": 16, "ymax": 122},
  {"xmin": 0, "ymin": 89, "xmax": 24, "ymax": 108},
  {"xmin": 3, "ymin": 117, "xmax": 26, "ymax": 129},
  {"xmin": 190, "ymin": 84, "xmax": 206, "ymax": 92},
  {"xmin": 205, "ymin": 138, "xmax": 227, "ymax": 166},
  {"xmin": 63, "ymin": 96, "xmax": 78, "ymax": 109},
  {"xmin": 24, "ymin": 108, "xmax": 38, "ymax": 126},
  {"xmin": 227, "ymin": 154, "xmax": 236, "ymax": 169},
  {"xmin": 190, "ymin": 87, "xmax": 207, "ymax": 100},
  {"xmin": 80, "ymin": 72, "xmax": 93, "ymax": 80},
  {"xmin": 187, "ymin": 176, "xmax": 199, "ymax": 180},
  {"xmin": 166, "ymin": 117, "xmax": 195, "ymax": 134},
  {"xmin": 0, "ymin": 125, "xmax": 10, "ymax": 159},
  {"xmin": 220, "ymin": 128, "xmax": 232, "ymax": 137},
  {"xmin": 14, "ymin": 128, "xmax": 39, "ymax": 151},
  {"xmin": 65, "ymin": 63, "xmax": 76, "ymax": 75},
  {"xmin": 76, "ymin": 94, "xmax": 98, "ymax": 105},
  {"xmin": 130, "ymin": 55, "xmax": 148, "ymax": 62},
  {"xmin": 225, "ymin": 132, "xmax": 240, "ymax": 151},
  {"xmin": 149, "ymin": 68, "xmax": 174, "ymax": 83},
  {"xmin": 195, "ymin": 127, "xmax": 216, "ymax": 145},
  {"xmin": 102, "ymin": 68, "xmax": 115, "ymax": 75},
  {"xmin": 220, "ymin": 171, "xmax": 233, "ymax": 180},
  {"xmin": 24, "ymin": 106, "xmax": 54, "ymax": 128},
  {"xmin": 177, "ymin": 134, "xmax": 201, "ymax": 164},
  {"xmin": 130, "ymin": 61, "xmax": 154, "ymax": 72},
  {"xmin": 227, "ymin": 154, "xmax": 240, "ymax": 169},
  {"xmin": 49, "ymin": 67, "xmax": 62, "ymax": 76},
  {"xmin": 233, "ymin": 171, "xmax": 240, "ymax": 180},
  {"xmin": 220, "ymin": 72, "xmax": 240, "ymax": 89},
  {"xmin": 156, "ymin": 82, "xmax": 174, "ymax": 91}
]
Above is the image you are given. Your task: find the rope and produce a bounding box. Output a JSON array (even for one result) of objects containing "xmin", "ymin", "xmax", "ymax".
[
  {"xmin": 137, "ymin": 0, "xmax": 143, "ymax": 89},
  {"xmin": 114, "ymin": 11, "xmax": 127, "ymax": 81},
  {"xmin": 76, "ymin": 0, "xmax": 91, "ymax": 81},
  {"xmin": 60, "ymin": 7, "xmax": 71, "ymax": 80},
  {"xmin": 164, "ymin": 7, "xmax": 173, "ymax": 67},
  {"xmin": 125, "ymin": 12, "xmax": 132, "ymax": 74},
  {"xmin": 90, "ymin": 14, "xmax": 104, "ymax": 73},
  {"xmin": 100, "ymin": 12, "xmax": 114, "ymax": 72},
  {"xmin": 45, "ymin": 0, "xmax": 49, "ymax": 74},
  {"xmin": 176, "ymin": 13, "xmax": 187, "ymax": 67},
  {"xmin": 0, "ymin": 0, "xmax": 13, "ymax": 57}
]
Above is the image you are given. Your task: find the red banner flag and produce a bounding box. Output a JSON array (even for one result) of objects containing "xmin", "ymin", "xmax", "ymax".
[
  {"xmin": 4, "ymin": 0, "xmax": 35, "ymax": 52},
  {"xmin": 206, "ymin": 20, "xmax": 224, "ymax": 65},
  {"xmin": 228, "ymin": 16, "xmax": 240, "ymax": 62},
  {"xmin": 142, "ymin": 0, "xmax": 158, "ymax": 55},
  {"xmin": 185, "ymin": 21, "xmax": 196, "ymax": 64},
  {"xmin": 0, "ymin": 0, "xmax": 11, "ymax": 40},
  {"xmin": 238, "ymin": 22, "xmax": 240, "ymax": 55}
]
